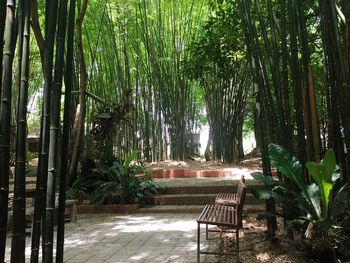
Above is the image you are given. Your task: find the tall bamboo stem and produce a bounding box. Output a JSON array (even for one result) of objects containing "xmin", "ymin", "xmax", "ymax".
[
  {"xmin": 31, "ymin": 0, "xmax": 59, "ymax": 261},
  {"xmin": 44, "ymin": 0, "xmax": 68, "ymax": 260},
  {"xmin": 0, "ymin": 0, "xmax": 7, "ymax": 94},
  {"xmin": 11, "ymin": 0, "xmax": 30, "ymax": 262},
  {"xmin": 0, "ymin": 0, "xmax": 16, "ymax": 261},
  {"xmin": 56, "ymin": 0, "xmax": 75, "ymax": 261}
]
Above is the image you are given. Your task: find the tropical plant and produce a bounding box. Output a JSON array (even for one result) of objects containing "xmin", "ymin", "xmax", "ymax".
[
  {"xmin": 68, "ymin": 150, "xmax": 160, "ymax": 205},
  {"xmin": 252, "ymin": 144, "xmax": 349, "ymax": 258}
]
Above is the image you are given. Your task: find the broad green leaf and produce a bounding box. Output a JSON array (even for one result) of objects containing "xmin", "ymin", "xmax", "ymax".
[
  {"xmin": 251, "ymin": 171, "xmax": 277, "ymax": 186},
  {"xmin": 321, "ymin": 149, "xmax": 336, "ymax": 179},
  {"xmin": 329, "ymin": 184, "xmax": 348, "ymax": 220},
  {"xmin": 269, "ymin": 144, "xmax": 314, "ymax": 209},
  {"xmin": 305, "ymin": 183, "xmax": 321, "ymax": 220},
  {"xmin": 252, "ymin": 188, "xmax": 274, "ymax": 200},
  {"xmin": 269, "ymin": 144, "xmax": 303, "ymax": 188},
  {"xmin": 306, "ymin": 161, "xmax": 333, "ymax": 218}
]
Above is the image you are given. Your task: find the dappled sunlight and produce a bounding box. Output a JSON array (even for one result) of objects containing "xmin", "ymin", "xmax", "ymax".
[
  {"xmin": 58, "ymin": 214, "xmax": 201, "ymax": 262},
  {"xmin": 222, "ymin": 167, "xmax": 255, "ymax": 178},
  {"xmin": 256, "ymin": 252, "xmax": 271, "ymax": 262},
  {"xmin": 5, "ymin": 213, "xmax": 310, "ymax": 262},
  {"xmin": 129, "ymin": 251, "xmax": 151, "ymax": 260},
  {"xmin": 111, "ymin": 218, "xmax": 197, "ymax": 233}
]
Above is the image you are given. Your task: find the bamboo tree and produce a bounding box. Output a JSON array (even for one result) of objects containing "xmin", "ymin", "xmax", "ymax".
[
  {"xmin": 239, "ymin": 0, "xmax": 277, "ymax": 238},
  {"xmin": 296, "ymin": 0, "xmax": 321, "ymax": 162},
  {"xmin": 288, "ymin": 0, "xmax": 306, "ymax": 166},
  {"xmin": 0, "ymin": 0, "xmax": 16, "ymax": 261},
  {"xmin": 319, "ymin": 0, "xmax": 350, "ymax": 207},
  {"xmin": 67, "ymin": 0, "xmax": 88, "ymax": 185},
  {"xmin": 56, "ymin": 1, "xmax": 75, "ymax": 262},
  {"xmin": 11, "ymin": 0, "xmax": 30, "ymax": 261},
  {"xmin": 44, "ymin": 0, "xmax": 68, "ymax": 260},
  {"xmin": 266, "ymin": 0, "xmax": 287, "ymax": 147},
  {"xmin": 280, "ymin": 0, "xmax": 292, "ymax": 149},
  {"xmin": 30, "ymin": 0, "xmax": 45, "ymax": 64},
  {"xmin": 31, "ymin": 0, "xmax": 59, "ymax": 261},
  {"xmin": 0, "ymin": 0, "xmax": 7, "ymax": 94}
]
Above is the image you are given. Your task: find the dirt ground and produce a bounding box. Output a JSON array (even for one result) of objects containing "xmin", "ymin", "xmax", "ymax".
[{"xmin": 237, "ymin": 215, "xmax": 309, "ymax": 263}]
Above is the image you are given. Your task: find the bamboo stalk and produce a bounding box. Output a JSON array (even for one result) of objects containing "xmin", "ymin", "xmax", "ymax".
[
  {"xmin": 0, "ymin": 0, "xmax": 16, "ymax": 261},
  {"xmin": 0, "ymin": 0, "xmax": 7, "ymax": 94},
  {"xmin": 11, "ymin": 0, "xmax": 30, "ymax": 261},
  {"xmin": 56, "ymin": 0, "xmax": 75, "ymax": 261},
  {"xmin": 288, "ymin": 0, "xmax": 306, "ymax": 165},
  {"xmin": 30, "ymin": 0, "xmax": 59, "ymax": 261},
  {"xmin": 44, "ymin": 0, "xmax": 68, "ymax": 260}
]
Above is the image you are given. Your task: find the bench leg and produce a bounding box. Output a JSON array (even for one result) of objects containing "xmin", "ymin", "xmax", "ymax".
[
  {"xmin": 197, "ymin": 222, "xmax": 200, "ymax": 263},
  {"xmin": 236, "ymin": 228, "xmax": 239, "ymax": 262},
  {"xmin": 206, "ymin": 224, "xmax": 208, "ymax": 240},
  {"xmin": 70, "ymin": 203, "xmax": 77, "ymax": 222}
]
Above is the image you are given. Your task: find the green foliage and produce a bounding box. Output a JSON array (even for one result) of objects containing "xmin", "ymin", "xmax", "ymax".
[
  {"xmin": 67, "ymin": 176, "xmax": 89, "ymax": 201},
  {"xmin": 269, "ymin": 143, "xmax": 320, "ymax": 219},
  {"xmin": 252, "ymin": 144, "xmax": 349, "ymax": 249},
  {"xmin": 306, "ymin": 149, "xmax": 337, "ymax": 218},
  {"xmin": 68, "ymin": 151, "xmax": 160, "ymax": 204},
  {"xmin": 185, "ymin": 0, "xmax": 252, "ymax": 162}
]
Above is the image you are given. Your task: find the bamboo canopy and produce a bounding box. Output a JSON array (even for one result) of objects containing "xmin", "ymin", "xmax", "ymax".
[{"xmin": 0, "ymin": 0, "xmax": 349, "ymax": 261}]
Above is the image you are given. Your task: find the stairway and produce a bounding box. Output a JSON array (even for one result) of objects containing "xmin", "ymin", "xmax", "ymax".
[{"xmin": 137, "ymin": 178, "xmax": 265, "ymax": 214}]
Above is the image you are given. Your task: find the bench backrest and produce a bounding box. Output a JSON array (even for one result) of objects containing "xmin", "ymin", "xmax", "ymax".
[
  {"xmin": 236, "ymin": 175, "xmax": 245, "ymax": 204},
  {"xmin": 236, "ymin": 182, "xmax": 246, "ymax": 227}
]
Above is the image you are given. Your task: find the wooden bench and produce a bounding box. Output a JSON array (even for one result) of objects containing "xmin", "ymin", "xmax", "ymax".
[
  {"xmin": 55, "ymin": 199, "xmax": 78, "ymax": 223},
  {"xmin": 197, "ymin": 182, "xmax": 246, "ymax": 263},
  {"xmin": 215, "ymin": 175, "xmax": 245, "ymax": 207},
  {"xmin": 8, "ymin": 199, "xmax": 78, "ymax": 229}
]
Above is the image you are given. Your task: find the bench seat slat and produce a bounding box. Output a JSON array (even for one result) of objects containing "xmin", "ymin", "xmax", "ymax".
[{"xmin": 197, "ymin": 204, "xmax": 237, "ymax": 227}]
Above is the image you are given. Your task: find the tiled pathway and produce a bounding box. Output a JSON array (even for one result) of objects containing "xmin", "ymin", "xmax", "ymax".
[{"xmin": 5, "ymin": 213, "xmax": 230, "ymax": 263}]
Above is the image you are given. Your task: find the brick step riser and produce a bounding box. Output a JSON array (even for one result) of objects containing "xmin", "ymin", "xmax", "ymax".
[
  {"xmin": 162, "ymin": 185, "xmax": 262, "ymax": 195},
  {"xmin": 145, "ymin": 194, "xmax": 263, "ymax": 206}
]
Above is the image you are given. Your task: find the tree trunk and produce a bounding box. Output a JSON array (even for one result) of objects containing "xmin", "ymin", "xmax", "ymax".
[
  {"xmin": 56, "ymin": 1, "xmax": 75, "ymax": 262},
  {"xmin": 30, "ymin": 0, "xmax": 44, "ymax": 64},
  {"xmin": 67, "ymin": 0, "xmax": 88, "ymax": 186},
  {"xmin": 0, "ymin": 0, "xmax": 16, "ymax": 261},
  {"xmin": 44, "ymin": 0, "xmax": 68, "ymax": 260},
  {"xmin": 11, "ymin": 0, "xmax": 30, "ymax": 262},
  {"xmin": 0, "ymin": 0, "xmax": 7, "ymax": 94},
  {"xmin": 30, "ymin": 0, "xmax": 59, "ymax": 261}
]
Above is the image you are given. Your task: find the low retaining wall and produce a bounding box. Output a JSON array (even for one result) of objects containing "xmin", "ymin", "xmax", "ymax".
[{"xmin": 77, "ymin": 204, "xmax": 139, "ymax": 214}]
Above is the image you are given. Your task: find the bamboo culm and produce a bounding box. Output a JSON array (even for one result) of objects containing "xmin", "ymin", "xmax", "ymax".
[
  {"xmin": 11, "ymin": 0, "xmax": 30, "ymax": 262},
  {"xmin": 45, "ymin": 0, "xmax": 68, "ymax": 260},
  {"xmin": 0, "ymin": 0, "xmax": 16, "ymax": 261},
  {"xmin": 30, "ymin": 0, "xmax": 59, "ymax": 262},
  {"xmin": 56, "ymin": 0, "xmax": 76, "ymax": 261}
]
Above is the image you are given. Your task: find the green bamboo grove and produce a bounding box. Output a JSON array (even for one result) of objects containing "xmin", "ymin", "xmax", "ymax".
[{"xmin": 0, "ymin": 0, "xmax": 350, "ymax": 261}]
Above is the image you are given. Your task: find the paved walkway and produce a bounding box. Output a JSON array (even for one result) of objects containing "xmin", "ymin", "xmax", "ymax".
[{"xmin": 5, "ymin": 213, "xmax": 233, "ymax": 263}]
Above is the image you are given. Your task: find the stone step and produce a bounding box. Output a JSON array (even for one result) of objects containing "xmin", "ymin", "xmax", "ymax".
[
  {"xmin": 152, "ymin": 169, "xmax": 240, "ymax": 179},
  {"xmin": 161, "ymin": 184, "xmax": 262, "ymax": 195},
  {"xmin": 136, "ymin": 204, "xmax": 265, "ymax": 214},
  {"xmin": 145, "ymin": 193, "xmax": 263, "ymax": 206},
  {"xmin": 9, "ymin": 177, "xmax": 36, "ymax": 184}
]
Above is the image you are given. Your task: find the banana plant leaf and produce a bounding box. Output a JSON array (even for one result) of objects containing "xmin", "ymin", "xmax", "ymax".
[
  {"xmin": 329, "ymin": 184, "xmax": 348, "ymax": 220},
  {"xmin": 306, "ymin": 149, "xmax": 336, "ymax": 218},
  {"xmin": 269, "ymin": 143, "xmax": 319, "ymax": 219}
]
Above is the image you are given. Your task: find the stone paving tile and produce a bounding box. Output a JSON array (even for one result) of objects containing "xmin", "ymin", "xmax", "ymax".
[{"xmin": 5, "ymin": 213, "xmax": 235, "ymax": 262}]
